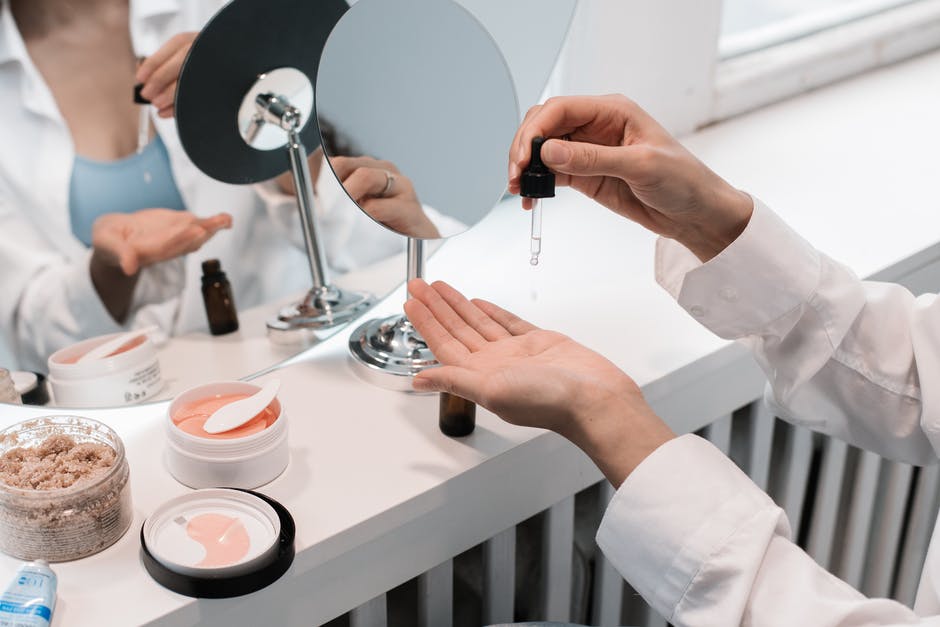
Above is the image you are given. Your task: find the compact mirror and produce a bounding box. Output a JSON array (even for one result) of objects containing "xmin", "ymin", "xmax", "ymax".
[{"xmin": 316, "ymin": 0, "xmax": 519, "ymax": 241}]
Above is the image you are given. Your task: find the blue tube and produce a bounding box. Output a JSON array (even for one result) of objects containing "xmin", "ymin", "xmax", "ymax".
[{"xmin": 0, "ymin": 561, "xmax": 56, "ymax": 627}]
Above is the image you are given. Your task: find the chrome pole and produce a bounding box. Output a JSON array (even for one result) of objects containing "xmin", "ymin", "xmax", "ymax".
[{"xmin": 287, "ymin": 127, "xmax": 329, "ymax": 291}]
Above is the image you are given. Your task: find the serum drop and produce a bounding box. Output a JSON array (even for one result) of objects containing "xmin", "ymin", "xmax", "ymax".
[{"xmin": 520, "ymin": 137, "xmax": 555, "ymax": 266}]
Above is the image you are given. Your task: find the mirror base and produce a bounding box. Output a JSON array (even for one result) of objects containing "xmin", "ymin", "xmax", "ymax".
[
  {"xmin": 348, "ymin": 314, "xmax": 438, "ymax": 391},
  {"xmin": 266, "ymin": 287, "xmax": 373, "ymax": 336}
]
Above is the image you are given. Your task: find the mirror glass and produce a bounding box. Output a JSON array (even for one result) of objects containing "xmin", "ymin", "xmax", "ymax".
[
  {"xmin": 451, "ymin": 0, "xmax": 579, "ymax": 113},
  {"xmin": 316, "ymin": 0, "xmax": 520, "ymax": 240},
  {"xmin": 237, "ymin": 68, "xmax": 314, "ymax": 150}
]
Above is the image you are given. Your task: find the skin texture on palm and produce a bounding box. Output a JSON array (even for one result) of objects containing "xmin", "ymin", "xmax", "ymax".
[{"xmin": 405, "ymin": 279, "xmax": 674, "ymax": 487}]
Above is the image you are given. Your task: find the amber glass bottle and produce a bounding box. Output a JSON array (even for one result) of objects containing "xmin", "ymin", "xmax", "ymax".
[
  {"xmin": 201, "ymin": 259, "xmax": 239, "ymax": 335},
  {"xmin": 439, "ymin": 393, "xmax": 476, "ymax": 437}
]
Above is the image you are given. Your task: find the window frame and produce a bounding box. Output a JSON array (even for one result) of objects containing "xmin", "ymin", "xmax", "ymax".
[
  {"xmin": 554, "ymin": 0, "xmax": 940, "ymax": 134},
  {"xmin": 713, "ymin": 0, "xmax": 940, "ymax": 123}
]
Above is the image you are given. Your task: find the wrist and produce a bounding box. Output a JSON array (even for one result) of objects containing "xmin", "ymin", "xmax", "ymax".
[
  {"xmin": 679, "ymin": 185, "xmax": 753, "ymax": 262},
  {"xmin": 89, "ymin": 251, "xmax": 139, "ymax": 323},
  {"xmin": 560, "ymin": 386, "xmax": 675, "ymax": 488}
]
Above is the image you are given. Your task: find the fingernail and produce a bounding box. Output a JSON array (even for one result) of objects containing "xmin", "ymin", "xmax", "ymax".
[
  {"xmin": 541, "ymin": 140, "xmax": 570, "ymax": 165},
  {"xmin": 508, "ymin": 162, "xmax": 519, "ymax": 181},
  {"xmin": 413, "ymin": 377, "xmax": 433, "ymax": 391}
]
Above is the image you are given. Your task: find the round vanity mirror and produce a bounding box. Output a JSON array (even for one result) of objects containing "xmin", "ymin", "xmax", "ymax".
[
  {"xmin": 316, "ymin": 0, "xmax": 520, "ymax": 241},
  {"xmin": 176, "ymin": 0, "xmax": 347, "ymax": 184}
]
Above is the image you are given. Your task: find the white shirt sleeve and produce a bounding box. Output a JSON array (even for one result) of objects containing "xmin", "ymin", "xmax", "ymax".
[
  {"xmin": 598, "ymin": 434, "xmax": 938, "ymax": 626},
  {"xmin": 655, "ymin": 199, "xmax": 938, "ymax": 465},
  {"xmin": 0, "ymin": 203, "xmax": 184, "ymax": 370}
]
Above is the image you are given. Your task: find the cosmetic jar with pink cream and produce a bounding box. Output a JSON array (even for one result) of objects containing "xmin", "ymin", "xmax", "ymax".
[
  {"xmin": 47, "ymin": 332, "xmax": 162, "ymax": 407},
  {"xmin": 165, "ymin": 381, "xmax": 289, "ymax": 489}
]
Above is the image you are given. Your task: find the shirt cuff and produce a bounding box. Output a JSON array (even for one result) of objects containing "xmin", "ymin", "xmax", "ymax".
[
  {"xmin": 655, "ymin": 199, "xmax": 821, "ymax": 338},
  {"xmin": 596, "ymin": 434, "xmax": 780, "ymax": 621}
]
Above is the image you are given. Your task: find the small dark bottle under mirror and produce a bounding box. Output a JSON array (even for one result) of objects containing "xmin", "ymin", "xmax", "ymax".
[{"xmin": 439, "ymin": 393, "xmax": 476, "ymax": 437}]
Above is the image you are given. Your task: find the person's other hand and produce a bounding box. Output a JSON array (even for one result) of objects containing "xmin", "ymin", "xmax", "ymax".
[
  {"xmin": 91, "ymin": 209, "xmax": 232, "ymax": 276},
  {"xmin": 330, "ymin": 156, "xmax": 441, "ymax": 239},
  {"xmin": 136, "ymin": 32, "xmax": 198, "ymax": 118},
  {"xmin": 405, "ymin": 279, "xmax": 674, "ymax": 485},
  {"xmin": 509, "ymin": 95, "xmax": 753, "ymax": 261}
]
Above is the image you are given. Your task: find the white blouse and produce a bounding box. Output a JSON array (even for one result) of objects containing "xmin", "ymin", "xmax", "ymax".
[{"xmin": 598, "ymin": 200, "xmax": 940, "ymax": 625}]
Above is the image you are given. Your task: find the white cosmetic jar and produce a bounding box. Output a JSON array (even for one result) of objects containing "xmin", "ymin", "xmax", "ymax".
[
  {"xmin": 166, "ymin": 382, "xmax": 289, "ymax": 490},
  {"xmin": 47, "ymin": 333, "xmax": 163, "ymax": 407}
]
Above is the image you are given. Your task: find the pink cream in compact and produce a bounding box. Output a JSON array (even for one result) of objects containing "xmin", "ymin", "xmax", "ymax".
[
  {"xmin": 165, "ymin": 381, "xmax": 290, "ymax": 490},
  {"xmin": 172, "ymin": 394, "xmax": 280, "ymax": 439}
]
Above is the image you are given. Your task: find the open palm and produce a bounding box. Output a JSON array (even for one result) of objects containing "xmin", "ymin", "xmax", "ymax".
[
  {"xmin": 92, "ymin": 209, "xmax": 232, "ymax": 275},
  {"xmin": 405, "ymin": 279, "xmax": 642, "ymax": 437}
]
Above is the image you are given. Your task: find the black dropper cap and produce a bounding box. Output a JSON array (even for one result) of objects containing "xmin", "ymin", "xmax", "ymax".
[
  {"xmin": 133, "ymin": 84, "xmax": 151, "ymax": 105},
  {"xmin": 520, "ymin": 136, "xmax": 555, "ymax": 199}
]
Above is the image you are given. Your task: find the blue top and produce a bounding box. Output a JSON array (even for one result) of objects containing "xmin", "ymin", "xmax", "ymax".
[{"xmin": 69, "ymin": 134, "xmax": 187, "ymax": 246}]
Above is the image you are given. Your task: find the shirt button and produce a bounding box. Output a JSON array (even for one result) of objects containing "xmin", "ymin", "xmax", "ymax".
[
  {"xmin": 719, "ymin": 287, "xmax": 738, "ymax": 302},
  {"xmin": 690, "ymin": 305, "xmax": 706, "ymax": 318}
]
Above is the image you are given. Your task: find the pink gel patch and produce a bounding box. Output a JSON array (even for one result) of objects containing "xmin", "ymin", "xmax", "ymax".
[
  {"xmin": 172, "ymin": 393, "xmax": 279, "ymax": 439},
  {"xmin": 186, "ymin": 513, "xmax": 251, "ymax": 568},
  {"xmin": 61, "ymin": 335, "xmax": 147, "ymax": 364}
]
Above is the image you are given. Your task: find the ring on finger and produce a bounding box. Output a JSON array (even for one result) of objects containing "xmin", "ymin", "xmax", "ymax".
[{"xmin": 380, "ymin": 170, "xmax": 396, "ymax": 197}]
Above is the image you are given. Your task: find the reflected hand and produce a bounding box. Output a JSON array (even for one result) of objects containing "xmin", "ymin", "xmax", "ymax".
[
  {"xmin": 509, "ymin": 95, "xmax": 752, "ymax": 261},
  {"xmin": 136, "ymin": 32, "xmax": 198, "ymax": 118},
  {"xmin": 330, "ymin": 156, "xmax": 441, "ymax": 239},
  {"xmin": 91, "ymin": 209, "xmax": 232, "ymax": 276},
  {"xmin": 405, "ymin": 279, "xmax": 673, "ymax": 484}
]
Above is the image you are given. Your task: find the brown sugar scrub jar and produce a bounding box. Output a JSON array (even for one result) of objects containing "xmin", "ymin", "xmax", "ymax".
[{"xmin": 0, "ymin": 416, "xmax": 132, "ymax": 562}]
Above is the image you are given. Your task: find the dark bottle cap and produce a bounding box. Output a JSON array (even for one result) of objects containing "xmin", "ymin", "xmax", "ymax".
[
  {"xmin": 201, "ymin": 259, "xmax": 222, "ymax": 276},
  {"xmin": 134, "ymin": 83, "xmax": 151, "ymax": 105},
  {"xmin": 520, "ymin": 136, "xmax": 555, "ymax": 199}
]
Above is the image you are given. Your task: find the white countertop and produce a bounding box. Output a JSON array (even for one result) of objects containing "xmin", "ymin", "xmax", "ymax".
[{"xmin": 2, "ymin": 47, "xmax": 940, "ymax": 626}]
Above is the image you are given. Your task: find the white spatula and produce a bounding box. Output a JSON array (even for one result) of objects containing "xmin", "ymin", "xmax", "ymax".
[
  {"xmin": 202, "ymin": 380, "xmax": 281, "ymax": 435},
  {"xmin": 78, "ymin": 325, "xmax": 158, "ymax": 363}
]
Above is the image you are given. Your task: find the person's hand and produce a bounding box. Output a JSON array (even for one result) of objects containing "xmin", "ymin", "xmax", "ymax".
[
  {"xmin": 405, "ymin": 279, "xmax": 674, "ymax": 485},
  {"xmin": 136, "ymin": 32, "xmax": 198, "ymax": 118},
  {"xmin": 91, "ymin": 209, "xmax": 232, "ymax": 276},
  {"xmin": 329, "ymin": 156, "xmax": 441, "ymax": 239},
  {"xmin": 509, "ymin": 95, "xmax": 753, "ymax": 261}
]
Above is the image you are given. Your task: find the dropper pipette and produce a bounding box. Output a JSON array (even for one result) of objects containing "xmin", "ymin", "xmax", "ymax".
[
  {"xmin": 529, "ymin": 199, "xmax": 542, "ymax": 265},
  {"xmin": 520, "ymin": 136, "xmax": 555, "ymax": 267}
]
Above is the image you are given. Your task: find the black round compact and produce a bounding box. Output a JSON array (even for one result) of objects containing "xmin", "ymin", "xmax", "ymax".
[{"xmin": 140, "ymin": 489, "xmax": 295, "ymax": 598}]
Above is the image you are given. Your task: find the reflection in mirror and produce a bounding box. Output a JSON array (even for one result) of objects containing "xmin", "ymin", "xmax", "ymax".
[
  {"xmin": 237, "ymin": 68, "xmax": 313, "ymax": 151},
  {"xmin": 454, "ymin": 0, "xmax": 579, "ymax": 112},
  {"xmin": 317, "ymin": 0, "xmax": 520, "ymax": 240},
  {"xmin": 0, "ymin": 0, "xmax": 576, "ymax": 408},
  {"xmin": 317, "ymin": 0, "xmax": 520, "ymax": 388}
]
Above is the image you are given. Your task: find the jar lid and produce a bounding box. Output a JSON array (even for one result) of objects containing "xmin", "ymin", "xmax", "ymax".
[
  {"xmin": 140, "ymin": 489, "xmax": 295, "ymax": 598},
  {"xmin": 11, "ymin": 372, "xmax": 49, "ymax": 406}
]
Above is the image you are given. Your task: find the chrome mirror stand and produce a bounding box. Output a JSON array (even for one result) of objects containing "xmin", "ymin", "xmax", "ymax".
[
  {"xmin": 239, "ymin": 71, "xmax": 374, "ymax": 341},
  {"xmin": 348, "ymin": 238, "xmax": 437, "ymax": 390}
]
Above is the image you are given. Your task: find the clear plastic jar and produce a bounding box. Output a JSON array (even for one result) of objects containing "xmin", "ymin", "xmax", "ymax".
[
  {"xmin": 0, "ymin": 369, "xmax": 21, "ymax": 404},
  {"xmin": 0, "ymin": 416, "xmax": 132, "ymax": 562}
]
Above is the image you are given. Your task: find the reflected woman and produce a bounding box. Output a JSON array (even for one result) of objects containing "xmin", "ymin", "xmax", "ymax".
[{"xmin": 0, "ymin": 0, "xmax": 408, "ymax": 371}]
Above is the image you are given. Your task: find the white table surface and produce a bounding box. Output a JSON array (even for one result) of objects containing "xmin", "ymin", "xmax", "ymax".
[{"xmin": 2, "ymin": 47, "xmax": 940, "ymax": 626}]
